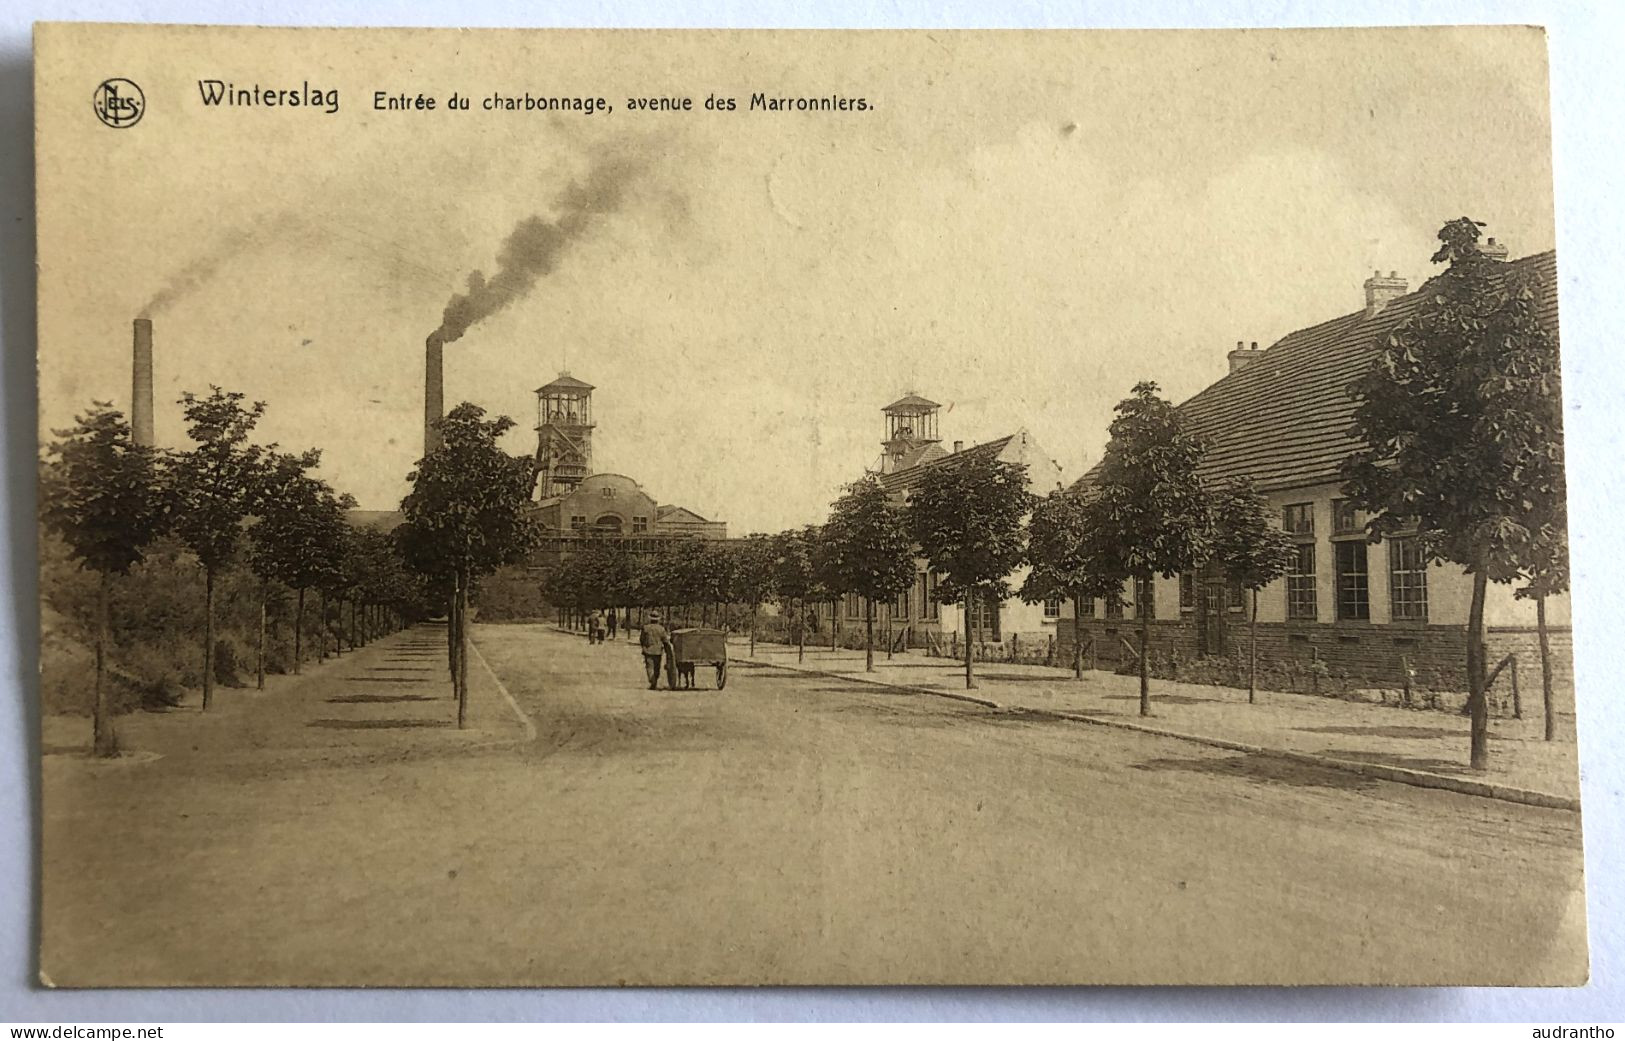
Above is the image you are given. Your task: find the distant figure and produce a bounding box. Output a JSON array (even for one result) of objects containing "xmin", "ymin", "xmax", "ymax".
[
  {"xmin": 589, "ymin": 609, "xmax": 607, "ymax": 644},
  {"xmin": 606, "ymin": 609, "xmax": 618, "ymax": 640},
  {"xmin": 640, "ymin": 612, "xmax": 673, "ymax": 690}
]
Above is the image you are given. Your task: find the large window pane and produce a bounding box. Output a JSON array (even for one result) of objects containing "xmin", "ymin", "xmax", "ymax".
[
  {"xmin": 1286, "ymin": 543, "xmax": 1317, "ymax": 620},
  {"xmin": 1388, "ymin": 537, "xmax": 1428, "ymax": 622},
  {"xmin": 1335, "ymin": 540, "xmax": 1370, "ymax": 621}
]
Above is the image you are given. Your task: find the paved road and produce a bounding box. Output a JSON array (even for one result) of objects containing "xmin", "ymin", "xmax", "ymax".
[{"xmin": 42, "ymin": 624, "xmax": 1587, "ymax": 986}]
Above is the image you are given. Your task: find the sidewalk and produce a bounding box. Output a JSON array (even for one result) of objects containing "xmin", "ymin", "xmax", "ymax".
[
  {"xmin": 41, "ymin": 624, "xmax": 530, "ymax": 769},
  {"xmin": 733, "ymin": 638, "xmax": 1580, "ymax": 809}
]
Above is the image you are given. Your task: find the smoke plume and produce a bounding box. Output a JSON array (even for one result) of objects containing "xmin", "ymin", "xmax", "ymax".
[
  {"xmin": 139, "ymin": 211, "xmax": 292, "ymax": 318},
  {"xmin": 428, "ymin": 154, "xmax": 642, "ymax": 348}
]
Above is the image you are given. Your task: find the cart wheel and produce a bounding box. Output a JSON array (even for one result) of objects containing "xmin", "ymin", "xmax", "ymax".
[{"xmin": 716, "ymin": 661, "xmax": 728, "ymax": 690}]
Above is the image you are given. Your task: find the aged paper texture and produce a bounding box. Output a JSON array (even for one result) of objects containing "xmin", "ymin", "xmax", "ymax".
[{"xmin": 34, "ymin": 23, "xmax": 1583, "ymax": 986}]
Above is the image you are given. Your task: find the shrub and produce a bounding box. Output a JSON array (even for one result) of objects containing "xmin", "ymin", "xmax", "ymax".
[{"xmin": 213, "ymin": 637, "xmax": 246, "ymax": 688}]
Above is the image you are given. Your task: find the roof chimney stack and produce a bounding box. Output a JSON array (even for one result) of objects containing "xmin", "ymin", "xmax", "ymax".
[
  {"xmin": 1363, "ymin": 269, "xmax": 1409, "ymax": 318},
  {"xmin": 1227, "ymin": 339, "xmax": 1263, "ymax": 374},
  {"xmin": 1481, "ymin": 236, "xmax": 1509, "ymax": 262},
  {"xmin": 953, "ymin": 440, "xmax": 964, "ymax": 454}
]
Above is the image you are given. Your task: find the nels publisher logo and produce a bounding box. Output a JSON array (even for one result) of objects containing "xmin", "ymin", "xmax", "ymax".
[{"xmin": 93, "ymin": 78, "xmax": 145, "ymax": 128}]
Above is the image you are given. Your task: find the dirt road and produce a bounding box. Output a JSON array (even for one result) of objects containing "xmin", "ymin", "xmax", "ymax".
[{"xmin": 40, "ymin": 623, "xmax": 1587, "ymax": 986}]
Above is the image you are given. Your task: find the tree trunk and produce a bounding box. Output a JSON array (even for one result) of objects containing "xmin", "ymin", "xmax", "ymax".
[
  {"xmin": 257, "ymin": 580, "xmax": 267, "ymax": 691},
  {"xmin": 963, "ymin": 592, "xmax": 977, "ymax": 690},
  {"xmin": 831, "ymin": 600, "xmax": 839, "ymax": 650},
  {"xmin": 864, "ymin": 598, "xmax": 875, "ymax": 673},
  {"xmin": 294, "ymin": 587, "xmax": 305, "ymax": 675},
  {"xmin": 1248, "ymin": 589, "xmax": 1259, "ymax": 705},
  {"xmin": 1138, "ymin": 579, "xmax": 1151, "ymax": 717},
  {"xmin": 1538, "ymin": 594, "xmax": 1556, "ymax": 742},
  {"xmin": 447, "ymin": 584, "xmax": 459, "ymax": 689},
  {"xmin": 797, "ymin": 598, "xmax": 806, "ymax": 662},
  {"xmin": 202, "ymin": 567, "xmax": 216, "ymax": 712},
  {"xmin": 317, "ymin": 589, "xmax": 328, "ymax": 660},
  {"xmin": 92, "ymin": 571, "xmax": 116, "ymax": 757},
  {"xmin": 750, "ymin": 604, "xmax": 758, "ymax": 657},
  {"xmin": 1072, "ymin": 595, "xmax": 1084, "ymax": 680},
  {"xmin": 1466, "ymin": 567, "xmax": 1490, "ymax": 770},
  {"xmin": 456, "ymin": 575, "xmax": 470, "ymax": 729}
]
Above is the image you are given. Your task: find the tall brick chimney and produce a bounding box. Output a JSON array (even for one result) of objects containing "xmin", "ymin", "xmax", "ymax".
[
  {"xmin": 1227, "ymin": 339, "xmax": 1262, "ymax": 374},
  {"xmin": 1363, "ymin": 270, "xmax": 1408, "ymax": 318},
  {"xmin": 424, "ymin": 336, "xmax": 443, "ymax": 456},
  {"xmin": 131, "ymin": 318, "xmax": 154, "ymax": 447}
]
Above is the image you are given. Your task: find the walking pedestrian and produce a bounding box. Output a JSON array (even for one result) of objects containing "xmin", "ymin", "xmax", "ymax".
[
  {"xmin": 590, "ymin": 609, "xmax": 607, "ymax": 645},
  {"xmin": 606, "ymin": 609, "xmax": 618, "ymax": 641},
  {"xmin": 640, "ymin": 611, "xmax": 673, "ymax": 689}
]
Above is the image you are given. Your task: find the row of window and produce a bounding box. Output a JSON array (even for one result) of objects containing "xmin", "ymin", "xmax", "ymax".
[
  {"xmin": 569, "ymin": 515, "xmax": 649, "ymax": 533},
  {"xmin": 1068, "ymin": 501, "xmax": 1429, "ymax": 625},
  {"xmin": 1282, "ymin": 499, "xmax": 1427, "ymax": 623},
  {"xmin": 843, "ymin": 572, "xmax": 944, "ymax": 622}
]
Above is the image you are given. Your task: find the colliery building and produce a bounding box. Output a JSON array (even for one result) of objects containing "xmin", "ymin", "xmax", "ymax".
[
  {"xmin": 530, "ymin": 372, "xmax": 727, "ymax": 557},
  {"xmin": 1060, "ymin": 245, "xmax": 1570, "ymax": 708}
]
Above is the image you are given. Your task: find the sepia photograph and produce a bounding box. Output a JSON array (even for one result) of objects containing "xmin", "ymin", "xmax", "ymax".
[{"xmin": 28, "ymin": 21, "xmax": 1588, "ymax": 989}]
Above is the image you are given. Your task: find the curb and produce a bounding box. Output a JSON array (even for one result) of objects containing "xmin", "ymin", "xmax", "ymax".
[
  {"xmin": 469, "ymin": 636, "xmax": 540, "ymax": 744},
  {"xmin": 738, "ymin": 656, "xmax": 1579, "ymax": 813}
]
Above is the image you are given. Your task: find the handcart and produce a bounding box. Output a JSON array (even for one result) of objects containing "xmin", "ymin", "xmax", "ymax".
[{"xmin": 669, "ymin": 628, "xmax": 729, "ymax": 690}]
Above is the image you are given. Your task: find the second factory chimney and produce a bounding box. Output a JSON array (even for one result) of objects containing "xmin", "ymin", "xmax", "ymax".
[
  {"xmin": 424, "ymin": 336, "xmax": 443, "ymax": 457},
  {"xmin": 132, "ymin": 318, "xmax": 155, "ymax": 447}
]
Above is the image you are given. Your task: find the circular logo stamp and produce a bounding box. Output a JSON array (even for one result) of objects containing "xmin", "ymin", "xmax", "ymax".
[{"xmin": 93, "ymin": 78, "xmax": 145, "ymax": 128}]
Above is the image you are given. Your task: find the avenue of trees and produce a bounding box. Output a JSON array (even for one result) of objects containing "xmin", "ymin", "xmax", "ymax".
[
  {"xmin": 41, "ymin": 391, "xmax": 430, "ymax": 757},
  {"xmin": 547, "ymin": 217, "xmax": 1563, "ymax": 773}
]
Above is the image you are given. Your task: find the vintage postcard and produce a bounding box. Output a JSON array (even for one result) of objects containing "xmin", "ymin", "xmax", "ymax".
[{"xmin": 34, "ymin": 23, "xmax": 1583, "ymax": 986}]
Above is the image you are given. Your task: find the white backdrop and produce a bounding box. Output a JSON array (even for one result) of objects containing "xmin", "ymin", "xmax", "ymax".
[{"xmin": 2, "ymin": 0, "xmax": 1621, "ymax": 1023}]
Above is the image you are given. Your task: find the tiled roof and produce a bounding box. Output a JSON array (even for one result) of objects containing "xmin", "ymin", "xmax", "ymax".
[
  {"xmin": 878, "ymin": 435, "xmax": 1015, "ymax": 497},
  {"xmin": 1074, "ymin": 250, "xmax": 1559, "ymax": 494},
  {"xmin": 893, "ymin": 442, "xmax": 948, "ymax": 471},
  {"xmin": 658, "ymin": 505, "xmax": 713, "ymax": 523}
]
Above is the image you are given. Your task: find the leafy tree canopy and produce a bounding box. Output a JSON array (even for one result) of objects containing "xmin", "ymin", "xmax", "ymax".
[
  {"xmin": 1209, "ymin": 478, "xmax": 1294, "ymax": 591},
  {"xmin": 909, "ymin": 455, "xmax": 1034, "ymax": 604},
  {"xmin": 1019, "ymin": 488, "xmax": 1119, "ymax": 606},
  {"xmin": 823, "ymin": 476, "xmax": 916, "ymax": 604},
  {"xmin": 1341, "ymin": 216, "xmax": 1563, "ymax": 582},
  {"xmin": 168, "ymin": 387, "xmax": 271, "ymax": 573},
  {"xmin": 41, "ymin": 403, "xmax": 169, "ymax": 576},
  {"xmin": 1085, "ymin": 381, "xmax": 1210, "ymax": 581},
  {"xmin": 400, "ymin": 402, "xmax": 539, "ymax": 582}
]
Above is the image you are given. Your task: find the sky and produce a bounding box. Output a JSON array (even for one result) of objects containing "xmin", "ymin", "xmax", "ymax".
[{"xmin": 35, "ymin": 25, "xmax": 1556, "ymax": 534}]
